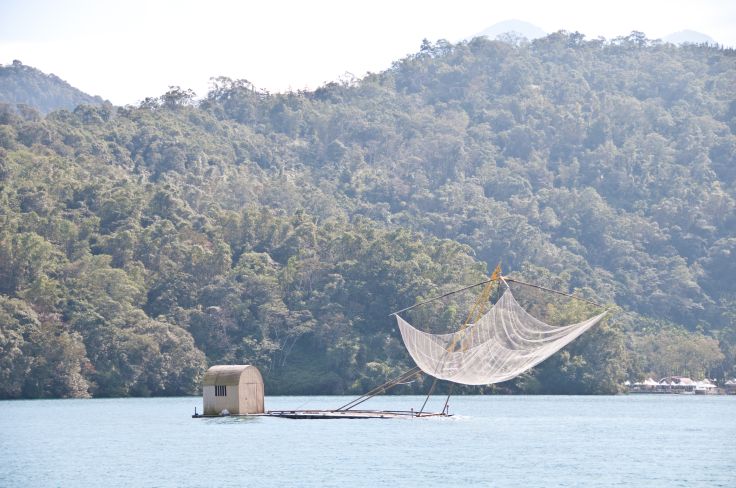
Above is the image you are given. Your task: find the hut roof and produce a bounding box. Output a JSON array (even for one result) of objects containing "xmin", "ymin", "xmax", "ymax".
[
  {"xmin": 203, "ymin": 365, "xmax": 261, "ymax": 386},
  {"xmin": 659, "ymin": 376, "xmax": 695, "ymax": 385}
]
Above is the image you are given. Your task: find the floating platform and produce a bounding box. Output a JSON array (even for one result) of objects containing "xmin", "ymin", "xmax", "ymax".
[{"xmin": 193, "ymin": 409, "xmax": 449, "ymax": 420}]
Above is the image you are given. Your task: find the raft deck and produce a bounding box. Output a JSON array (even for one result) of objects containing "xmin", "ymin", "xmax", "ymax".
[{"xmin": 193, "ymin": 409, "xmax": 449, "ymax": 419}]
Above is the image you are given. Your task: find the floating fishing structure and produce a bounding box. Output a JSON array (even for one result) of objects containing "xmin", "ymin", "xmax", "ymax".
[{"xmin": 194, "ymin": 266, "xmax": 609, "ymax": 420}]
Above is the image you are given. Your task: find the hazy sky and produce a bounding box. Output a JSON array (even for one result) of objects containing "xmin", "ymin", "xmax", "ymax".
[{"xmin": 1, "ymin": 0, "xmax": 734, "ymax": 105}]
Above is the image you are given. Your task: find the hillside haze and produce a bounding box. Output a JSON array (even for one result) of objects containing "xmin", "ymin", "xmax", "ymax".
[
  {"xmin": 473, "ymin": 20, "xmax": 547, "ymax": 41},
  {"xmin": 664, "ymin": 30, "xmax": 716, "ymax": 45},
  {"xmin": 0, "ymin": 60, "xmax": 106, "ymax": 114},
  {"xmin": 0, "ymin": 32, "xmax": 734, "ymax": 399}
]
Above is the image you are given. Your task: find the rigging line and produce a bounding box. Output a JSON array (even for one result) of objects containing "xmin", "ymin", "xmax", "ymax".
[
  {"xmin": 336, "ymin": 369, "xmax": 415, "ymax": 411},
  {"xmin": 441, "ymin": 383, "xmax": 455, "ymax": 415},
  {"xmin": 501, "ymin": 277, "xmax": 606, "ymax": 309},
  {"xmin": 503, "ymin": 276, "xmax": 639, "ymax": 323},
  {"xmin": 389, "ymin": 275, "xmax": 610, "ymax": 317},
  {"xmin": 336, "ymin": 367, "xmax": 422, "ymax": 411},
  {"xmin": 462, "ymin": 277, "xmax": 497, "ymax": 328},
  {"xmin": 388, "ymin": 278, "xmax": 495, "ymax": 317},
  {"xmin": 293, "ymin": 398, "xmax": 313, "ymax": 410},
  {"xmin": 340, "ymin": 369, "xmax": 422, "ymax": 412},
  {"xmin": 356, "ymin": 277, "xmax": 488, "ymax": 413},
  {"xmin": 418, "ymin": 376, "xmax": 439, "ymax": 416}
]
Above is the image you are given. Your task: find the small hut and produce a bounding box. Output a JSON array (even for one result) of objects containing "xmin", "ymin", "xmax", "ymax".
[
  {"xmin": 203, "ymin": 365, "xmax": 264, "ymax": 416},
  {"xmin": 694, "ymin": 379, "xmax": 718, "ymax": 394}
]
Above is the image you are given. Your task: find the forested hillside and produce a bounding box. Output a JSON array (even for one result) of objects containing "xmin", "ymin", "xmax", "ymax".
[
  {"xmin": 1, "ymin": 32, "xmax": 734, "ymax": 398},
  {"xmin": 0, "ymin": 60, "xmax": 106, "ymax": 114}
]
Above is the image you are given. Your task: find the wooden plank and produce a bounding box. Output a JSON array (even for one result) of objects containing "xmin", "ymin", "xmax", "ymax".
[{"xmin": 193, "ymin": 409, "xmax": 449, "ymax": 420}]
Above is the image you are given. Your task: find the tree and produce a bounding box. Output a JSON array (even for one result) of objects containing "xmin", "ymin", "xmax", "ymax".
[
  {"xmin": 0, "ymin": 296, "xmax": 90, "ymax": 398},
  {"xmin": 159, "ymin": 86, "xmax": 196, "ymax": 109},
  {"xmin": 527, "ymin": 301, "xmax": 628, "ymax": 394}
]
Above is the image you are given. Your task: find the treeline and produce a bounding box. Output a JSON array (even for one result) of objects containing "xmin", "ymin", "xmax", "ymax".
[{"xmin": 1, "ymin": 32, "xmax": 734, "ymax": 398}]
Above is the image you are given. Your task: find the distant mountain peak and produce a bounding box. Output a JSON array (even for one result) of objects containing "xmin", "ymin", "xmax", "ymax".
[
  {"xmin": 0, "ymin": 60, "xmax": 107, "ymax": 114},
  {"xmin": 663, "ymin": 30, "xmax": 716, "ymax": 45},
  {"xmin": 472, "ymin": 20, "xmax": 547, "ymax": 42}
]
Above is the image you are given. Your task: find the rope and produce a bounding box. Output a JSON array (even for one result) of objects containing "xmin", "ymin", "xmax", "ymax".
[
  {"xmin": 441, "ymin": 383, "xmax": 455, "ymax": 414},
  {"xmin": 417, "ymin": 377, "xmax": 439, "ymax": 416},
  {"xmin": 339, "ymin": 368, "xmax": 420, "ymax": 411},
  {"xmin": 389, "ymin": 274, "xmax": 606, "ymax": 316},
  {"xmin": 336, "ymin": 366, "xmax": 422, "ymax": 411},
  {"xmin": 387, "ymin": 280, "xmax": 494, "ymax": 316},
  {"xmin": 502, "ymin": 277, "xmax": 605, "ymax": 308}
]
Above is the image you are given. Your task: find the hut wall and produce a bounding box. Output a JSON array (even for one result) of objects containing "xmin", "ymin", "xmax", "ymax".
[
  {"xmin": 238, "ymin": 382, "xmax": 265, "ymax": 414},
  {"xmin": 203, "ymin": 385, "xmax": 241, "ymax": 415},
  {"xmin": 202, "ymin": 365, "xmax": 265, "ymax": 415},
  {"xmin": 237, "ymin": 366, "xmax": 265, "ymax": 414}
]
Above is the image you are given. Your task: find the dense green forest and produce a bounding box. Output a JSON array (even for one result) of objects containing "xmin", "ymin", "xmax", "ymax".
[
  {"xmin": 0, "ymin": 60, "xmax": 106, "ymax": 115},
  {"xmin": 1, "ymin": 32, "xmax": 735, "ymax": 399}
]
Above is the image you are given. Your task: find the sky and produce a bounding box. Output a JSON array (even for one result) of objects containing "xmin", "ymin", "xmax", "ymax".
[{"xmin": 1, "ymin": 0, "xmax": 734, "ymax": 105}]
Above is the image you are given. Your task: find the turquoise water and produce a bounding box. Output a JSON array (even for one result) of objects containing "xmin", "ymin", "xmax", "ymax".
[{"xmin": 1, "ymin": 395, "xmax": 734, "ymax": 487}]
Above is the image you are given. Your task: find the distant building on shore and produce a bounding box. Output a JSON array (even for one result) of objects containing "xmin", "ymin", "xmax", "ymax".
[{"xmin": 629, "ymin": 376, "xmax": 720, "ymax": 394}]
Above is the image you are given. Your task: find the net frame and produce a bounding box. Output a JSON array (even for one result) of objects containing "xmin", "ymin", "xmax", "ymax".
[{"xmin": 396, "ymin": 288, "xmax": 607, "ymax": 385}]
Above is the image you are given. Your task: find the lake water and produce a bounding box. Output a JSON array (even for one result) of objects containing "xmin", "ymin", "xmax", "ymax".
[{"xmin": 1, "ymin": 395, "xmax": 734, "ymax": 487}]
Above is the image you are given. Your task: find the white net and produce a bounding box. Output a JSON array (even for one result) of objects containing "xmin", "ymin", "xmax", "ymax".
[{"xmin": 396, "ymin": 288, "xmax": 607, "ymax": 385}]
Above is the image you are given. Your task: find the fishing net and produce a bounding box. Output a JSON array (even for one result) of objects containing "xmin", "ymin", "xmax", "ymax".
[{"xmin": 396, "ymin": 288, "xmax": 607, "ymax": 385}]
